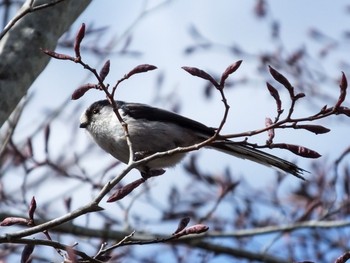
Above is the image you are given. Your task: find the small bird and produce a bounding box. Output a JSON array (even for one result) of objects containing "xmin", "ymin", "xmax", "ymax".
[{"xmin": 80, "ymin": 100, "xmax": 305, "ymax": 179}]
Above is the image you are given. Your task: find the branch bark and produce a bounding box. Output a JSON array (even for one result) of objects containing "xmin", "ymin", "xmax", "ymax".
[{"xmin": 0, "ymin": 0, "xmax": 92, "ymax": 127}]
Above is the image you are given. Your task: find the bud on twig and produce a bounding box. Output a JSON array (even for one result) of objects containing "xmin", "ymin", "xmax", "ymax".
[
  {"xmin": 0, "ymin": 217, "xmax": 29, "ymax": 226},
  {"xmin": 124, "ymin": 64, "xmax": 157, "ymax": 79},
  {"xmin": 183, "ymin": 224, "xmax": 209, "ymax": 235},
  {"xmin": 28, "ymin": 196, "xmax": 36, "ymax": 221},
  {"xmin": 294, "ymin": 124, "xmax": 330, "ymax": 135},
  {"xmin": 99, "ymin": 60, "xmax": 110, "ymax": 82},
  {"xmin": 41, "ymin": 49, "xmax": 74, "ymax": 60},
  {"xmin": 266, "ymin": 82, "xmax": 282, "ymax": 113},
  {"xmin": 182, "ymin": 66, "xmax": 219, "ymax": 88},
  {"xmin": 268, "ymin": 66, "xmax": 294, "ymax": 97},
  {"xmin": 107, "ymin": 178, "xmax": 145, "ymax": 202},
  {"xmin": 74, "ymin": 23, "xmax": 85, "ymax": 58},
  {"xmin": 335, "ymin": 72, "xmax": 348, "ymax": 109},
  {"xmin": 220, "ymin": 60, "xmax": 242, "ymax": 87},
  {"xmin": 173, "ymin": 217, "xmax": 191, "ymax": 235},
  {"xmin": 71, "ymin": 84, "xmax": 96, "ymax": 100},
  {"xmin": 272, "ymin": 143, "xmax": 321, "ymax": 158}
]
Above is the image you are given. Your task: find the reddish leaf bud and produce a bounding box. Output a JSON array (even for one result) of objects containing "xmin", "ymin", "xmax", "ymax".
[
  {"xmin": 0, "ymin": 217, "xmax": 29, "ymax": 226},
  {"xmin": 273, "ymin": 143, "xmax": 321, "ymax": 158},
  {"xmin": 21, "ymin": 244, "xmax": 34, "ymax": 263},
  {"xmin": 74, "ymin": 23, "xmax": 85, "ymax": 58},
  {"xmin": 28, "ymin": 196, "xmax": 37, "ymax": 221},
  {"xmin": 335, "ymin": 72, "xmax": 348, "ymax": 109},
  {"xmin": 220, "ymin": 60, "xmax": 243, "ymax": 87},
  {"xmin": 99, "ymin": 60, "xmax": 110, "ymax": 82},
  {"xmin": 182, "ymin": 66, "xmax": 219, "ymax": 88},
  {"xmin": 71, "ymin": 84, "xmax": 96, "ymax": 100},
  {"xmin": 268, "ymin": 66, "xmax": 294, "ymax": 96},
  {"xmin": 184, "ymin": 224, "xmax": 209, "ymax": 235},
  {"xmin": 173, "ymin": 217, "xmax": 191, "ymax": 235},
  {"xmin": 107, "ymin": 178, "xmax": 145, "ymax": 202},
  {"xmin": 41, "ymin": 49, "xmax": 74, "ymax": 60},
  {"xmin": 295, "ymin": 124, "xmax": 330, "ymax": 135},
  {"xmin": 125, "ymin": 64, "xmax": 157, "ymax": 79},
  {"xmin": 266, "ymin": 82, "xmax": 282, "ymax": 113}
]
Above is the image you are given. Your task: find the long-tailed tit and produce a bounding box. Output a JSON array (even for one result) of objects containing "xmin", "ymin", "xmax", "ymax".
[{"xmin": 80, "ymin": 100, "xmax": 305, "ymax": 179}]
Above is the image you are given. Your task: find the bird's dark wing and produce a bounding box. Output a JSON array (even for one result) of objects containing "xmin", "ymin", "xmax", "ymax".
[{"xmin": 117, "ymin": 101, "xmax": 216, "ymax": 137}]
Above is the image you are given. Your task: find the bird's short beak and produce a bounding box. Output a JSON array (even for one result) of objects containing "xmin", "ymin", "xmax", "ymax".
[
  {"xmin": 80, "ymin": 122, "xmax": 88, "ymax": 128},
  {"xmin": 79, "ymin": 113, "xmax": 89, "ymax": 128}
]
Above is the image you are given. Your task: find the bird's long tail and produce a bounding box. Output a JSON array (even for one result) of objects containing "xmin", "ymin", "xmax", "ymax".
[{"xmin": 210, "ymin": 141, "xmax": 306, "ymax": 180}]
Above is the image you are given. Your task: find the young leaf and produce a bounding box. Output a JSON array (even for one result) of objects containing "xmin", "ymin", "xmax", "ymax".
[
  {"xmin": 220, "ymin": 60, "xmax": 242, "ymax": 87},
  {"xmin": 335, "ymin": 72, "xmax": 348, "ymax": 109},
  {"xmin": 107, "ymin": 178, "xmax": 145, "ymax": 202},
  {"xmin": 182, "ymin": 66, "xmax": 219, "ymax": 88},
  {"xmin": 272, "ymin": 143, "xmax": 321, "ymax": 158},
  {"xmin": 125, "ymin": 64, "xmax": 157, "ymax": 79},
  {"xmin": 268, "ymin": 65, "xmax": 294, "ymax": 97},
  {"xmin": 74, "ymin": 23, "xmax": 85, "ymax": 58},
  {"xmin": 99, "ymin": 60, "xmax": 110, "ymax": 82},
  {"xmin": 266, "ymin": 82, "xmax": 282, "ymax": 113}
]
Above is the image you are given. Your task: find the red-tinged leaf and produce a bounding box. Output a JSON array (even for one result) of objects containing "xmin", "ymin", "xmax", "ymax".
[
  {"xmin": 266, "ymin": 82, "xmax": 282, "ymax": 113},
  {"xmin": 173, "ymin": 217, "xmax": 191, "ymax": 235},
  {"xmin": 99, "ymin": 60, "xmax": 110, "ymax": 82},
  {"xmin": 184, "ymin": 224, "xmax": 209, "ymax": 235},
  {"xmin": 21, "ymin": 244, "xmax": 34, "ymax": 263},
  {"xmin": 265, "ymin": 117, "xmax": 274, "ymax": 143},
  {"xmin": 125, "ymin": 64, "xmax": 157, "ymax": 79},
  {"xmin": 272, "ymin": 143, "xmax": 321, "ymax": 158},
  {"xmin": 28, "ymin": 196, "xmax": 36, "ymax": 221},
  {"xmin": 0, "ymin": 217, "xmax": 29, "ymax": 226},
  {"xmin": 41, "ymin": 49, "xmax": 74, "ymax": 60},
  {"xmin": 44, "ymin": 125, "xmax": 50, "ymax": 154},
  {"xmin": 107, "ymin": 178, "xmax": 145, "ymax": 202},
  {"xmin": 182, "ymin": 66, "xmax": 219, "ymax": 88},
  {"xmin": 220, "ymin": 60, "xmax": 242, "ymax": 87},
  {"xmin": 295, "ymin": 124, "xmax": 330, "ymax": 134},
  {"xmin": 335, "ymin": 72, "xmax": 348, "ymax": 108},
  {"xmin": 74, "ymin": 23, "xmax": 85, "ymax": 58},
  {"xmin": 71, "ymin": 84, "xmax": 96, "ymax": 100},
  {"xmin": 268, "ymin": 66, "xmax": 294, "ymax": 96}
]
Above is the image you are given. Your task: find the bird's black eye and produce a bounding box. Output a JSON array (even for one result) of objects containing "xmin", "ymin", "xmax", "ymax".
[{"xmin": 92, "ymin": 109, "xmax": 99, "ymax": 115}]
